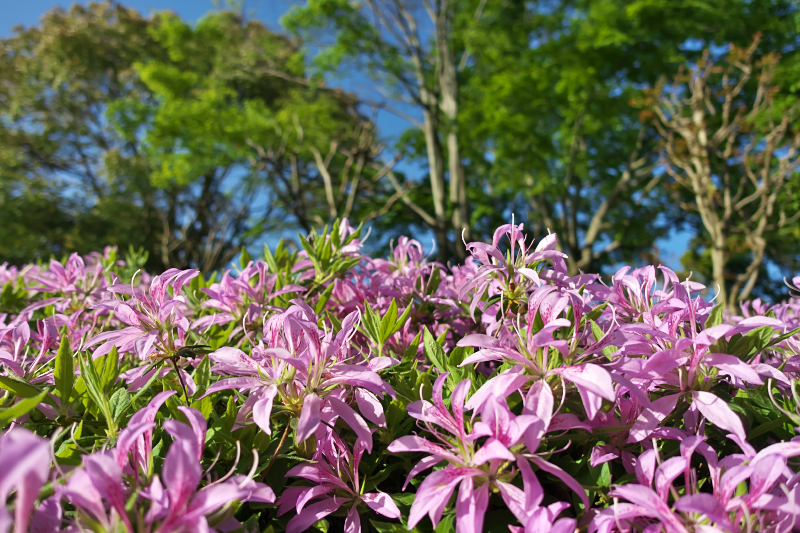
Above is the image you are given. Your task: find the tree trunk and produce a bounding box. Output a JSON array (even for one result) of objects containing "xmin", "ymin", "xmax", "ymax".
[
  {"xmin": 421, "ymin": 105, "xmax": 449, "ymax": 262},
  {"xmin": 710, "ymin": 242, "xmax": 728, "ymax": 311},
  {"xmin": 438, "ymin": 2, "xmax": 468, "ymax": 261}
]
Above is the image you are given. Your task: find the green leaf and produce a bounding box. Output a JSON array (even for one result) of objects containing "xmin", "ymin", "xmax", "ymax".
[
  {"xmin": 327, "ymin": 312, "xmax": 343, "ymax": 332},
  {"xmin": 193, "ymin": 354, "xmax": 211, "ymax": 399},
  {"xmin": 314, "ymin": 282, "xmax": 335, "ymax": 315},
  {"xmin": 263, "ymin": 242, "xmax": 279, "ymax": 273},
  {"xmin": 590, "ymin": 320, "xmax": 604, "ymax": 342},
  {"xmin": 0, "ymin": 376, "xmax": 58, "ymax": 408},
  {"xmin": 0, "ymin": 375, "xmax": 42, "ymax": 398},
  {"xmin": 207, "ymin": 322, "xmax": 236, "ymax": 350},
  {"xmin": 109, "ymin": 388, "xmax": 132, "ymax": 423},
  {"xmin": 423, "ymin": 326, "xmax": 448, "ymax": 373},
  {"xmin": 706, "ymin": 303, "xmax": 724, "ymax": 329},
  {"xmin": 191, "ymin": 395, "xmax": 213, "ymax": 419},
  {"xmin": 370, "ymin": 520, "xmax": 412, "ymax": 533},
  {"xmin": 224, "ymin": 394, "xmax": 237, "ymax": 433},
  {"xmin": 766, "ymin": 325, "xmax": 800, "ymax": 350},
  {"xmin": 392, "ymin": 332, "xmax": 421, "ymax": 375},
  {"xmin": 0, "ymin": 390, "xmax": 48, "ymax": 429},
  {"xmin": 298, "ymin": 235, "xmax": 318, "ymax": 266},
  {"xmin": 240, "ymin": 245, "xmax": 253, "ymax": 269},
  {"xmin": 78, "ymin": 352, "xmax": 113, "ymax": 423},
  {"xmin": 589, "ymin": 461, "xmax": 612, "ymax": 488},
  {"xmin": 434, "ymin": 514, "xmax": 455, "ymax": 532},
  {"xmin": 583, "ymin": 301, "xmax": 608, "ymax": 323},
  {"xmin": 102, "ymin": 346, "xmax": 120, "ymax": 393},
  {"xmin": 379, "ymin": 298, "xmax": 399, "ymax": 344},
  {"xmin": 130, "ymin": 363, "xmax": 162, "ymax": 406},
  {"xmin": 748, "ymin": 414, "xmax": 790, "ymax": 440},
  {"xmin": 54, "ymin": 333, "xmax": 74, "ymax": 406},
  {"xmin": 446, "ymin": 346, "xmax": 474, "ymax": 390},
  {"xmin": 425, "ymin": 266, "xmax": 442, "ymax": 296},
  {"xmin": 391, "ymin": 301, "xmax": 413, "ymax": 337},
  {"xmin": 362, "ymin": 300, "xmax": 381, "ymax": 344}
]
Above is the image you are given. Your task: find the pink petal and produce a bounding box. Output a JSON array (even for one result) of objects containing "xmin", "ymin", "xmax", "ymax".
[
  {"xmin": 361, "ymin": 492, "xmax": 401, "ymax": 519},
  {"xmin": 455, "ymin": 477, "xmax": 489, "ymax": 533},
  {"xmin": 554, "ymin": 363, "xmax": 615, "ymax": 401},
  {"xmin": 354, "ymin": 388, "xmax": 385, "ymax": 426},
  {"xmin": 496, "ymin": 480, "xmax": 527, "ymax": 523},
  {"xmin": 297, "ymin": 485, "xmax": 336, "ymax": 513},
  {"xmin": 518, "ymin": 455, "xmax": 544, "ymax": 510},
  {"xmin": 387, "ymin": 435, "xmax": 460, "ymax": 463},
  {"xmin": 635, "ymin": 449, "xmax": 657, "ymax": 488},
  {"xmin": 590, "ymin": 445, "xmax": 620, "ymax": 468},
  {"xmin": 628, "ymin": 394, "xmax": 681, "ymax": 443},
  {"xmin": 408, "ymin": 468, "xmax": 483, "ymax": 530},
  {"xmin": 705, "ymin": 353, "xmax": 763, "ymax": 384},
  {"xmin": 401, "ymin": 455, "xmax": 444, "ymax": 490},
  {"xmin": 465, "ymin": 370, "xmax": 529, "ymax": 412},
  {"xmin": 472, "ymin": 438, "xmax": 515, "ymax": 465},
  {"xmin": 344, "ymin": 505, "xmax": 361, "ymax": 533},
  {"xmin": 524, "ymin": 380, "xmax": 553, "ymax": 430},
  {"xmin": 654, "ymin": 456, "xmax": 687, "ymax": 501},
  {"xmin": 252, "ymin": 388, "xmax": 277, "ymax": 435},
  {"xmin": 286, "ymin": 497, "xmax": 343, "ymax": 533},
  {"xmin": 328, "ymin": 397, "xmax": 373, "ymax": 453},
  {"xmin": 201, "ymin": 377, "xmax": 263, "ymax": 397},
  {"xmin": 530, "ymin": 457, "xmax": 589, "ymax": 510},
  {"xmin": 548, "ymin": 413, "xmax": 591, "ymax": 433},
  {"xmin": 747, "ymin": 454, "xmax": 786, "ymax": 504},
  {"xmin": 642, "ymin": 349, "xmax": 687, "ymax": 375},
  {"xmin": 296, "ymin": 393, "xmax": 322, "ymax": 442},
  {"xmin": 674, "ymin": 493, "xmax": 732, "ymax": 529},
  {"xmin": 692, "ymin": 391, "xmax": 745, "ymax": 443}
]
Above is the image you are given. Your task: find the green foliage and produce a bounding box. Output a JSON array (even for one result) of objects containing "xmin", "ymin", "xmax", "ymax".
[
  {"xmin": 0, "ymin": 391, "xmax": 48, "ymax": 430},
  {"xmin": 54, "ymin": 334, "xmax": 75, "ymax": 413},
  {"xmin": 2, "ymin": 0, "xmax": 799, "ymax": 300},
  {"xmin": 0, "ymin": 2, "xmax": 392, "ymax": 271},
  {"xmin": 77, "ymin": 351, "xmax": 118, "ymax": 436},
  {"xmin": 298, "ymin": 220, "xmax": 363, "ymax": 288},
  {"xmin": 361, "ymin": 298, "xmax": 412, "ymax": 356}
]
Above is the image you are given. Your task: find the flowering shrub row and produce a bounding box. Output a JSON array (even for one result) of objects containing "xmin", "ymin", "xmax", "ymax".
[{"xmin": 1, "ymin": 220, "xmax": 800, "ymax": 532}]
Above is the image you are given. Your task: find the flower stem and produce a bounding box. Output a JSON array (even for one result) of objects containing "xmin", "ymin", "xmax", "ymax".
[
  {"xmin": 171, "ymin": 357, "xmax": 190, "ymax": 403},
  {"xmin": 261, "ymin": 421, "xmax": 292, "ymax": 481}
]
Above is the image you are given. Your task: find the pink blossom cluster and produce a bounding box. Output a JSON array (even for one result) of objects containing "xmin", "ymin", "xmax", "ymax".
[{"xmin": 1, "ymin": 220, "xmax": 800, "ymax": 532}]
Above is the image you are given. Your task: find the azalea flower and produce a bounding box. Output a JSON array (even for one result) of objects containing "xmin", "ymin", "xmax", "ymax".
[
  {"xmin": 191, "ymin": 261, "xmax": 305, "ymax": 333},
  {"xmin": 87, "ymin": 268, "xmax": 199, "ymax": 360},
  {"xmin": 203, "ymin": 305, "xmax": 393, "ymax": 452},
  {"xmin": 389, "ymin": 374, "xmax": 582, "ymax": 531},
  {"xmin": 0, "ymin": 429, "xmax": 51, "ymax": 533},
  {"xmin": 62, "ymin": 406, "xmax": 274, "ymax": 533},
  {"xmin": 279, "ymin": 429, "xmax": 400, "ymax": 533}
]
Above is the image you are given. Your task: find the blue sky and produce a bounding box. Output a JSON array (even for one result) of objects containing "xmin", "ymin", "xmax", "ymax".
[
  {"xmin": 1, "ymin": 0, "xmax": 290, "ymax": 36},
  {"xmin": 1, "ymin": 0, "xmax": 692, "ymax": 268}
]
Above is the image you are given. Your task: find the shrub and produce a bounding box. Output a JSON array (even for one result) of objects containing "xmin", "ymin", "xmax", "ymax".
[{"xmin": 1, "ymin": 220, "xmax": 800, "ymax": 532}]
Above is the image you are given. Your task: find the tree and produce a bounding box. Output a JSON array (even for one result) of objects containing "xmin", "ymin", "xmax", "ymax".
[
  {"xmin": 651, "ymin": 36, "xmax": 800, "ymax": 309},
  {"xmin": 284, "ymin": 0, "xmax": 474, "ymax": 261},
  {"xmin": 454, "ymin": 0, "xmax": 799, "ymax": 276},
  {"xmin": 0, "ymin": 2, "xmax": 392, "ymax": 271},
  {"xmin": 128, "ymin": 9, "xmax": 401, "ymax": 240},
  {"xmin": 0, "ymin": 2, "xmax": 163, "ymax": 266}
]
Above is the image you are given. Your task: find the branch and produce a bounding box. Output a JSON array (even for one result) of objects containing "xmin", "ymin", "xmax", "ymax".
[{"xmin": 383, "ymin": 169, "xmax": 437, "ymax": 226}]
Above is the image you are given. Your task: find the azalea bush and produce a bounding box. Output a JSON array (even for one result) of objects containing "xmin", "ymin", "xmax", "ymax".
[{"xmin": 2, "ymin": 220, "xmax": 800, "ymax": 533}]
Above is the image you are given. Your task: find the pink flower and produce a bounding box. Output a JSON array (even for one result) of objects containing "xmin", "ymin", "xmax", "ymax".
[
  {"xmin": 87, "ymin": 268, "xmax": 199, "ymax": 360},
  {"xmin": 204, "ymin": 305, "xmax": 393, "ymax": 452},
  {"xmin": 0, "ymin": 429, "xmax": 51, "ymax": 533},
  {"xmin": 389, "ymin": 374, "xmax": 579, "ymax": 531},
  {"xmin": 279, "ymin": 430, "xmax": 400, "ymax": 533}
]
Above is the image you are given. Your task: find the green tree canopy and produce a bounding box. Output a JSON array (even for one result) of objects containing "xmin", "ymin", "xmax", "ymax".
[{"xmin": 0, "ymin": 1, "xmax": 393, "ymax": 272}]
